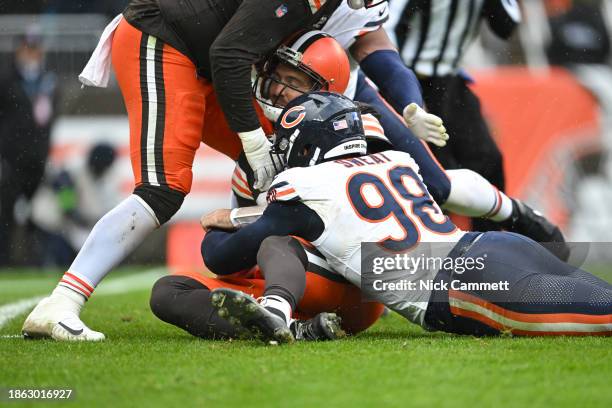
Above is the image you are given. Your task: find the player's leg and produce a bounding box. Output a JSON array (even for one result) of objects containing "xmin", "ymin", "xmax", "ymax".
[
  {"xmin": 355, "ymin": 72, "xmax": 567, "ymax": 257},
  {"xmin": 421, "ymin": 75, "xmax": 505, "ymax": 233},
  {"xmin": 210, "ymin": 236, "xmax": 310, "ymax": 343},
  {"xmin": 150, "ymin": 274, "xmax": 253, "ymax": 339},
  {"xmin": 353, "ymin": 72, "xmax": 451, "ymax": 204},
  {"xmin": 354, "ymin": 72, "xmax": 512, "ymax": 218},
  {"xmin": 22, "ymin": 20, "xmax": 207, "ymax": 341},
  {"xmin": 444, "ymin": 169, "xmax": 569, "ymax": 260},
  {"xmin": 210, "ymin": 237, "xmax": 350, "ymax": 343},
  {"xmin": 425, "ymin": 232, "xmax": 612, "ymax": 336}
]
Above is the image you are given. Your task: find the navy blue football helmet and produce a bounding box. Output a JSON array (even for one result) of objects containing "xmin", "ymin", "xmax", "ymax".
[{"xmin": 271, "ymin": 92, "xmax": 367, "ymax": 171}]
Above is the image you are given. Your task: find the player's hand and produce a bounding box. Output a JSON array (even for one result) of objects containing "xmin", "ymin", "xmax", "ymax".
[
  {"xmin": 200, "ymin": 209, "xmax": 235, "ymax": 231},
  {"xmin": 402, "ymin": 103, "xmax": 449, "ymax": 147},
  {"xmin": 239, "ymin": 128, "xmax": 277, "ymax": 191}
]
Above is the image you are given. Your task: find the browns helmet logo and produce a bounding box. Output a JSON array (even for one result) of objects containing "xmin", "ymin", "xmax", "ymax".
[{"xmin": 280, "ymin": 106, "xmax": 306, "ymax": 129}]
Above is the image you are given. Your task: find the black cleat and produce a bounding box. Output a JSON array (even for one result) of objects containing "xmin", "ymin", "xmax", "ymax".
[
  {"xmin": 504, "ymin": 199, "xmax": 570, "ymax": 261},
  {"xmin": 210, "ymin": 288, "xmax": 294, "ymax": 344},
  {"xmin": 290, "ymin": 312, "xmax": 345, "ymax": 341}
]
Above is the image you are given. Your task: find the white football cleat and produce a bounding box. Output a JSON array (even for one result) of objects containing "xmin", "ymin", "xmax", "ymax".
[{"xmin": 22, "ymin": 296, "xmax": 105, "ymax": 342}]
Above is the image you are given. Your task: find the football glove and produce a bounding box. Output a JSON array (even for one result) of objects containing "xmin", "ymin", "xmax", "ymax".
[
  {"xmin": 402, "ymin": 103, "xmax": 449, "ymax": 147},
  {"xmin": 238, "ymin": 128, "xmax": 277, "ymax": 191}
]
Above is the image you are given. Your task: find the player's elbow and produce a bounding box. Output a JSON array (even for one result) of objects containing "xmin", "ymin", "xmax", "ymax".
[{"xmin": 209, "ymin": 37, "xmax": 235, "ymax": 77}]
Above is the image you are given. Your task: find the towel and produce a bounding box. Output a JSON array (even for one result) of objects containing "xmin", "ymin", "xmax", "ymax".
[{"xmin": 78, "ymin": 14, "xmax": 123, "ymax": 88}]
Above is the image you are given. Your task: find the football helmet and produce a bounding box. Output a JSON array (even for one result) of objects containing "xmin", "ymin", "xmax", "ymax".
[
  {"xmin": 271, "ymin": 91, "xmax": 367, "ymax": 171},
  {"xmin": 254, "ymin": 30, "xmax": 350, "ymax": 122}
]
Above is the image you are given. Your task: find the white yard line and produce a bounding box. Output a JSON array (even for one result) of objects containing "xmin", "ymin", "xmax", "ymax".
[
  {"xmin": 0, "ymin": 297, "xmax": 45, "ymax": 329},
  {"xmin": 0, "ymin": 267, "xmax": 167, "ymax": 332}
]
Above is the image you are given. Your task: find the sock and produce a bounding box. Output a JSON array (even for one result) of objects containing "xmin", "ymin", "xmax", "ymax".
[
  {"xmin": 260, "ymin": 295, "xmax": 292, "ymax": 326},
  {"xmin": 61, "ymin": 195, "xmax": 159, "ymax": 292},
  {"xmin": 444, "ymin": 169, "xmax": 513, "ymax": 222},
  {"xmin": 51, "ymin": 285, "xmax": 86, "ymax": 314},
  {"xmin": 56, "ymin": 273, "xmax": 94, "ymax": 304},
  {"xmin": 488, "ymin": 191, "xmax": 513, "ymax": 222}
]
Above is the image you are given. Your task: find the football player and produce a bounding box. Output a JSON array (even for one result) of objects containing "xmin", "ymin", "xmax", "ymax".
[
  {"xmin": 21, "ymin": 0, "xmax": 397, "ymax": 341},
  {"xmin": 203, "ymin": 92, "xmax": 611, "ymax": 343},
  {"xmin": 148, "ymin": 32, "xmax": 564, "ymax": 342},
  {"xmin": 239, "ymin": 31, "xmax": 568, "ymax": 253}
]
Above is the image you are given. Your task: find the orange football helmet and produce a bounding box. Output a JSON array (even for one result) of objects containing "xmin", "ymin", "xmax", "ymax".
[{"xmin": 254, "ymin": 30, "xmax": 350, "ymax": 121}]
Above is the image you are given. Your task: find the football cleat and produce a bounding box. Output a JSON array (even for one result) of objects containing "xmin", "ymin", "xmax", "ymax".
[
  {"xmin": 22, "ymin": 297, "xmax": 105, "ymax": 342},
  {"xmin": 504, "ymin": 199, "xmax": 570, "ymax": 261},
  {"xmin": 290, "ymin": 312, "xmax": 346, "ymax": 341},
  {"xmin": 210, "ymin": 288, "xmax": 294, "ymax": 344}
]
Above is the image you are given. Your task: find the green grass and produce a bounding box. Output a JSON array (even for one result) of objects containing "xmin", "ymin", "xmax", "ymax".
[{"xmin": 0, "ymin": 268, "xmax": 610, "ymax": 408}]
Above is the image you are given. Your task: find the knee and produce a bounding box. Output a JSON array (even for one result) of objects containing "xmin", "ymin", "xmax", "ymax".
[
  {"xmin": 149, "ymin": 276, "xmax": 180, "ymax": 322},
  {"xmin": 257, "ymin": 236, "xmax": 308, "ymax": 269},
  {"xmin": 134, "ymin": 184, "xmax": 185, "ymax": 225},
  {"xmin": 421, "ymin": 171, "xmax": 451, "ymax": 204}
]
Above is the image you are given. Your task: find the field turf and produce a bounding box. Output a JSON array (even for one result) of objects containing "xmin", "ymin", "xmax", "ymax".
[{"xmin": 0, "ymin": 268, "xmax": 610, "ymax": 408}]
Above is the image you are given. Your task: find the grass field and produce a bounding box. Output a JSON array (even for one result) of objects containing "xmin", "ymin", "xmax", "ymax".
[{"xmin": 1, "ymin": 268, "xmax": 611, "ymax": 408}]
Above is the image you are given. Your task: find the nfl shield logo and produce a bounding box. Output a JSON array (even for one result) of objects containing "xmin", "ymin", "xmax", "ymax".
[{"xmin": 275, "ymin": 4, "xmax": 288, "ymax": 18}]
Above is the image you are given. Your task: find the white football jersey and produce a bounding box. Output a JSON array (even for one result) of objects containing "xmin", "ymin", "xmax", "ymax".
[
  {"xmin": 323, "ymin": 2, "xmax": 389, "ymax": 99},
  {"xmin": 268, "ymin": 150, "xmax": 465, "ymax": 324}
]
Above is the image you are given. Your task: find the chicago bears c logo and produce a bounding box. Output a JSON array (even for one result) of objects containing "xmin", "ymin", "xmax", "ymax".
[{"xmin": 280, "ymin": 106, "xmax": 306, "ymax": 129}]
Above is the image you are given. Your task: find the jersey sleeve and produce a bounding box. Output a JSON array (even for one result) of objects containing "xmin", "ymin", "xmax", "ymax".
[
  {"xmin": 266, "ymin": 176, "xmax": 303, "ymax": 203},
  {"xmin": 267, "ymin": 166, "xmax": 332, "ymax": 204},
  {"xmin": 231, "ymin": 161, "xmax": 255, "ymax": 202},
  {"xmin": 210, "ymin": 0, "xmax": 312, "ymax": 133},
  {"xmin": 201, "ymin": 201, "xmax": 324, "ymax": 275},
  {"xmin": 324, "ymin": 2, "xmax": 390, "ymax": 49},
  {"xmin": 362, "ymin": 113, "xmax": 386, "ymax": 140}
]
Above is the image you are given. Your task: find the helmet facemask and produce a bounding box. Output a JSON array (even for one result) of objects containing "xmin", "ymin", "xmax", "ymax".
[{"xmin": 254, "ymin": 47, "xmax": 329, "ymax": 122}]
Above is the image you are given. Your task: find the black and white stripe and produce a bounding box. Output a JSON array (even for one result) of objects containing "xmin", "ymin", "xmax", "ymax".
[
  {"xmin": 291, "ymin": 30, "xmax": 330, "ymax": 53},
  {"xmin": 139, "ymin": 33, "xmax": 166, "ymax": 186},
  {"xmin": 385, "ymin": 0, "xmax": 496, "ymax": 77},
  {"xmin": 302, "ymin": 245, "xmax": 349, "ymax": 283}
]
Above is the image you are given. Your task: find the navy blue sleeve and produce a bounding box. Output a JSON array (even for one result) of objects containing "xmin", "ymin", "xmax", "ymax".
[
  {"xmin": 359, "ymin": 49, "xmax": 424, "ymax": 112},
  {"xmin": 201, "ymin": 202, "xmax": 324, "ymax": 275}
]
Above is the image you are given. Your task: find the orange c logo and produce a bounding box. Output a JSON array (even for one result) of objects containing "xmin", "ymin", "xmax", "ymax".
[{"xmin": 280, "ymin": 106, "xmax": 306, "ymax": 129}]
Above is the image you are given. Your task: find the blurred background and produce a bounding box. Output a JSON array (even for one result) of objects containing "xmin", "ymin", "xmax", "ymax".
[{"xmin": 0, "ymin": 0, "xmax": 611, "ymax": 269}]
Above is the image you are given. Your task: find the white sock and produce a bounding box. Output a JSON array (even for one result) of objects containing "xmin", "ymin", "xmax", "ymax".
[
  {"xmin": 56, "ymin": 195, "xmax": 159, "ymax": 299},
  {"xmin": 444, "ymin": 169, "xmax": 513, "ymax": 222},
  {"xmin": 260, "ymin": 295, "xmax": 292, "ymax": 326},
  {"xmin": 51, "ymin": 285, "xmax": 86, "ymax": 314}
]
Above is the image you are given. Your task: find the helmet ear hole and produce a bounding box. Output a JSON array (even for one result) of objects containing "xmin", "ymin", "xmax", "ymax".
[{"xmin": 298, "ymin": 144, "xmax": 314, "ymax": 158}]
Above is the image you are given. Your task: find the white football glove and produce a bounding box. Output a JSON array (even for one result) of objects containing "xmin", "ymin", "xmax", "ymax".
[
  {"xmin": 402, "ymin": 103, "xmax": 449, "ymax": 147},
  {"xmin": 238, "ymin": 128, "xmax": 277, "ymax": 191}
]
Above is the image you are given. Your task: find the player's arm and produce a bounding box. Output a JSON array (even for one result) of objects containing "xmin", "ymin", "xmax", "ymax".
[
  {"xmin": 482, "ymin": 0, "xmax": 521, "ymax": 39},
  {"xmin": 350, "ymin": 28, "xmax": 448, "ymax": 147},
  {"xmin": 210, "ymin": 0, "xmax": 312, "ymax": 190},
  {"xmin": 200, "ymin": 202, "xmax": 324, "ymax": 276},
  {"xmin": 350, "ymin": 27, "xmax": 423, "ymax": 109}
]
